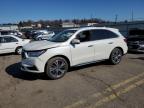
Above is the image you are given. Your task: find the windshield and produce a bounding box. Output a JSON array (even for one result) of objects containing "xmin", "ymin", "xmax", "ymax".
[
  {"xmin": 0, "ymin": 37, "xmax": 3, "ymax": 43},
  {"xmin": 48, "ymin": 30, "xmax": 77, "ymax": 42},
  {"xmin": 129, "ymin": 29, "xmax": 144, "ymax": 37}
]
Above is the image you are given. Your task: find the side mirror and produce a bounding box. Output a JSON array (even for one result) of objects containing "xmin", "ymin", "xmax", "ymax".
[{"xmin": 71, "ymin": 39, "xmax": 80, "ymax": 44}]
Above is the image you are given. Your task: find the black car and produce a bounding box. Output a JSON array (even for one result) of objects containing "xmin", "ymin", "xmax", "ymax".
[
  {"xmin": 127, "ymin": 36, "xmax": 144, "ymax": 52},
  {"xmin": 25, "ymin": 30, "xmax": 36, "ymax": 39}
]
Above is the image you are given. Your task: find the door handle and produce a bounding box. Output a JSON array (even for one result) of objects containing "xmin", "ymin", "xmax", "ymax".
[
  {"xmin": 16, "ymin": 43, "xmax": 18, "ymax": 44},
  {"xmin": 88, "ymin": 45, "xmax": 94, "ymax": 47},
  {"xmin": 108, "ymin": 42, "xmax": 114, "ymax": 44}
]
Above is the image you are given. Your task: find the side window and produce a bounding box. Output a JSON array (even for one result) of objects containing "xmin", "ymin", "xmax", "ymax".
[
  {"xmin": 3, "ymin": 37, "xmax": 18, "ymax": 43},
  {"xmin": 1, "ymin": 31, "xmax": 8, "ymax": 35},
  {"xmin": 91, "ymin": 29, "xmax": 119, "ymax": 41},
  {"xmin": 76, "ymin": 31, "xmax": 91, "ymax": 42},
  {"xmin": 0, "ymin": 37, "xmax": 3, "ymax": 43}
]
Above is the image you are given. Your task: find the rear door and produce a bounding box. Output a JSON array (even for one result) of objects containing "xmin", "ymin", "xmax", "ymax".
[{"xmin": 90, "ymin": 29, "xmax": 119, "ymax": 60}]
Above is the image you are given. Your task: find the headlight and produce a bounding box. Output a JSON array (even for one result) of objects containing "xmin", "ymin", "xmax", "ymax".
[{"xmin": 27, "ymin": 49, "xmax": 47, "ymax": 57}]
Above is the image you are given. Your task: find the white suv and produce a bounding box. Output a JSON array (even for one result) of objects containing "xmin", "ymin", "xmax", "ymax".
[{"xmin": 21, "ymin": 27, "xmax": 128, "ymax": 79}]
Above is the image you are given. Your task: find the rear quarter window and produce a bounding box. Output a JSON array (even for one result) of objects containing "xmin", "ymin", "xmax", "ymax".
[{"xmin": 90, "ymin": 29, "xmax": 119, "ymax": 41}]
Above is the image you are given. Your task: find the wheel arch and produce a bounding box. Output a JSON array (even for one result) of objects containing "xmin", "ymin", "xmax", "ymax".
[
  {"xmin": 109, "ymin": 46, "xmax": 124, "ymax": 59},
  {"xmin": 15, "ymin": 46, "xmax": 22, "ymax": 51},
  {"xmin": 110, "ymin": 47, "xmax": 124, "ymax": 55},
  {"xmin": 115, "ymin": 47, "xmax": 124, "ymax": 55},
  {"xmin": 15, "ymin": 46, "xmax": 22, "ymax": 49},
  {"xmin": 15, "ymin": 46, "xmax": 23, "ymax": 54},
  {"xmin": 44, "ymin": 55, "xmax": 71, "ymax": 72}
]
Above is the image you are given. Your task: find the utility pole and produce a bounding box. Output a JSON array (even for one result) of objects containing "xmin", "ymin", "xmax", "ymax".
[
  {"xmin": 115, "ymin": 14, "xmax": 118, "ymax": 23},
  {"xmin": 131, "ymin": 10, "xmax": 134, "ymax": 22},
  {"xmin": 90, "ymin": 14, "xmax": 93, "ymax": 20}
]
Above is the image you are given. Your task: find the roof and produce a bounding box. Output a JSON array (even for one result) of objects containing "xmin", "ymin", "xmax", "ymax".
[
  {"xmin": 0, "ymin": 35, "xmax": 17, "ymax": 38},
  {"xmin": 0, "ymin": 25, "xmax": 18, "ymax": 27},
  {"xmin": 68, "ymin": 27, "xmax": 118, "ymax": 32}
]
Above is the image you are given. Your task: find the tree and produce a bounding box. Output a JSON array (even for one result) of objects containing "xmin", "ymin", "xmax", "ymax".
[{"xmin": 18, "ymin": 21, "xmax": 23, "ymax": 27}]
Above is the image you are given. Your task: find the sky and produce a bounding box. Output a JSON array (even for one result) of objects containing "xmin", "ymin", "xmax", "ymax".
[{"xmin": 0, "ymin": 0, "xmax": 144, "ymax": 23}]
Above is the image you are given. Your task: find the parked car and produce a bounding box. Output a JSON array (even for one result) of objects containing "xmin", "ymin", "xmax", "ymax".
[
  {"xmin": 127, "ymin": 35, "xmax": 144, "ymax": 52},
  {"xmin": 25, "ymin": 30, "xmax": 50, "ymax": 39},
  {"xmin": 21, "ymin": 27, "xmax": 128, "ymax": 80},
  {"xmin": 0, "ymin": 30, "xmax": 23, "ymax": 37},
  {"xmin": 34, "ymin": 31, "xmax": 55, "ymax": 41},
  {"xmin": 36, "ymin": 30, "xmax": 49, "ymax": 34},
  {"xmin": 0, "ymin": 35, "xmax": 30, "ymax": 55},
  {"xmin": 25, "ymin": 30, "xmax": 36, "ymax": 39}
]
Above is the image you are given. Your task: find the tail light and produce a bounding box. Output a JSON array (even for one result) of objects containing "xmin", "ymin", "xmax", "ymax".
[{"xmin": 124, "ymin": 38, "xmax": 127, "ymax": 43}]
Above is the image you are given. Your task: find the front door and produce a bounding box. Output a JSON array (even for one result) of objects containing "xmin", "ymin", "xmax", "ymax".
[{"xmin": 70, "ymin": 30, "xmax": 95, "ymax": 65}]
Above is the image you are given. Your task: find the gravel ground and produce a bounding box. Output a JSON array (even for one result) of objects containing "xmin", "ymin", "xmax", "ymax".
[{"xmin": 0, "ymin": 53, "xmax": 144, "ymax": 108}]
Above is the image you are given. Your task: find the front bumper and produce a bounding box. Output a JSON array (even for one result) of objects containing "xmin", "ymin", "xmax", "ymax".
[
  {"xmin": 21, "ymin": 58, "xmax": 45, "ymax": 73},
  {"xmin": 128, "ymin": 44, "xmax": 144, "ymax": 52}
]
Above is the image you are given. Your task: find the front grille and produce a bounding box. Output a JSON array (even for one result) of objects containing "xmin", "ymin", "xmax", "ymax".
[
  {"xmin": 127, "ymin": 41, "xmax": 139, "ymax": 45},
  {"xmin": 129, "ymin": 45, "xmax": 139, "ymax": 49},
  {"xmin": 133, "ymin": 45, "xmax": 139, "ymax": 49},
  {"xmin": 128, "ymin": 41, "xmax": 144, "ymax": 45},
  {"xmin": 27, "ymin": 66, "xmax": 38, "ymax": 71},
  {"xmin": 139, "ymin": 41, "xmax": 144, "ymax": 45},
  {"xmin": 139, "ymin": 47, "xmax": 144, "ymax": 50}
]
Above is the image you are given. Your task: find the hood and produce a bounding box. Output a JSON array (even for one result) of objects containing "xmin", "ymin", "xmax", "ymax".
[
  {"xmin": 23, "ymin": 41, "xmax": 61, "ymax": 51},
  {"xmin": 127, "ymin": 37, "xmax": 144, "ymax": 41}
]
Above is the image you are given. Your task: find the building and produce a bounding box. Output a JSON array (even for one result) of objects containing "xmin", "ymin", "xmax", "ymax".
[
  {"xmin": 20, "ymin": 26, "xmax": 33, "ymax": 30},
  {"xmin": 0, "ymin": 25, "xmax": 18, "ymax": 30},
  {"xmin": 36, "ymin": 23, "xmax": 42, "ymax": 28},
  {"xmin": 95, "ymin": 21, "xmax": 144, "ymax": 37},
  {"xmin": 87, "ymin": 23, "xmax": 98, "ymax": 26},
  {"xmin": 62, "ymin": 22, "xmax": 79, "ymax": 28}
]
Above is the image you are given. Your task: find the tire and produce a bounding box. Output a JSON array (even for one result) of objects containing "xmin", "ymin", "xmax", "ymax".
[
  {"xmin": 109, "ymin": 48, "xmax": 123, "ymax": 65},
  {"xmin": 45, "ymin": 57, "xmax": 68, "ymax": 80},
  {"xmin": 15, "ymin": 47, "xmax": 22, "ymax": 55},
  {"xmin": 37, "ymin": 37, "xmax": 42, "ymax": 41}
]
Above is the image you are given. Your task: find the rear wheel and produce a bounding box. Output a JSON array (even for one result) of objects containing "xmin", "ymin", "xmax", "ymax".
[
  {"xmin": 109, "ymin": 48, "xmax": 123, "ymax": 65},
  {"xmin": 15, "ymin": 47, "xmax": 22, "ymax": 55},
  {"xmin": 46, "ymin": 57, "xmax": 68, "ymax": 80}
]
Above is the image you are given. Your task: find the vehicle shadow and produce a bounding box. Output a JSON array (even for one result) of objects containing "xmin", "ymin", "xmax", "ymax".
[
  {"xmin": 6, "ymin": 61, "xmax": 112, "ymax": 81},
  {"xmin": 69, "ymin": 61, "xmax": 111, "ymax": 72},
  {"xmin": 5, "ymin": 62, "xmax": 48, "ymax": 81},
  {"xmin": 130, "ymin": 57, "xmax": 144, "ymax": 61},
  {"xmin": 0, "ymin": 53, "xmax": 15, "ymax": 57},
  {"xmin": 128, "ymin": 51, "xmax": 144, "ymax": 54}
]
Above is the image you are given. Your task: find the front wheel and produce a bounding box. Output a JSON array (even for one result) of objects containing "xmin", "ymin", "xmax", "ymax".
[
  {"xmin": 45, "ymin": 57, "xmax": 68, "ymax": 80},
  {"xmin": 109, "ymin": 48, "xmax": 123, "ymax": 65}
]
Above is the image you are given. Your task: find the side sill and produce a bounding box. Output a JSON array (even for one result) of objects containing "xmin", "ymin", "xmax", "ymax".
[{"xmin": 71, "ymin": 59, "xmax": 107, "ymax": 67}]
